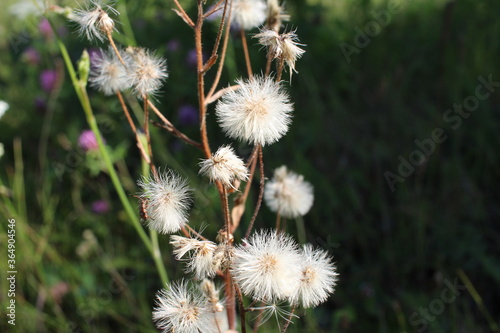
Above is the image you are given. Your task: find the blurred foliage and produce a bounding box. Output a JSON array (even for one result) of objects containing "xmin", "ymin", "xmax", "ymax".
[{"xmin": 1, "ymin": 0, "xmax": 499, "ymax": 332}]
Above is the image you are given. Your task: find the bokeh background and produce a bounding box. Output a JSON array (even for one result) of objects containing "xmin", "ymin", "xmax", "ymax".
[{"xmin": 1, "ymin": 0, "xmax": 499, "ymax": 332}]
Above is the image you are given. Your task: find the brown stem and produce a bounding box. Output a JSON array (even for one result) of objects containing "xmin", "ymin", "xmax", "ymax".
[
  {"xmin": 245, "ymin": 145, "xmax": 264, "ymax": 239},
  {"xmin": 184, "ymin": 225, "xmax": 208, "ymax": 241},
  {"xmin": 147, "ymin": 100, "xmax": 203, "ymax": 149},
  {"xmin": 195, "ymin": 1, "xmax": 212, "ymax": 159},
  {"xmin": 240, "ymin": 28, "xmax": 253, "ymax": 78},
  {"xmin": 265, "ymin": 51, "xmax": 273, "ymax": 76},
  {"xmin": 231, "ymin": 146, "xmax": 258, "ymax": 232},
  {"xmin": 116, "ymin": 91, "xmax": 151, "ymax": 163},
  {"xmin": 201, "ymin": 0, "xmax": 229, "ymax": 74},
  {"xmin": 234, "ymin": 283, "xmax": 247, "ymax": 333},
  {"xmin": 221, "ymin": 185, "xmax": 232, "ymax": 234},
  {"xmin": 207, "ymin": 0, "xmax": 233, "ymax": 100},
  {"xmin": 172, "ymin": 0, "xmax": 195, "ymax": 27},
  {"xmin": 225, "ymin": 272, "xmax": 236, "ymax": 330},
  {"xmin": 280, "ymin": 304, "xmax": 297, "ymax": 333},
  {"xmin": 276, "ymin": 57, "xmax": 285, "ymax": 82},
  {"xmin": 203, "ymin": 0, "xmax": 225, "ymax": 18},
  {"xmin": 106, "ymin": 31, "xmax": 126, "ymax": 66},
  {"xmin": 205, "ymin": 84, "xmax": 240, "ymax": 105},
  {"xmin": 143, "ymin": 95, "xmax": 154, "ymax": 169},
  {"xmin": 275, "ymin": 212, "xmax": 282, "ymax": 232}
]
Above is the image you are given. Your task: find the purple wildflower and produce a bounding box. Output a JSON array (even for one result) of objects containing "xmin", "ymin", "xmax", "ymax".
[
  {"xmin": 40, "ymin": 70, "xmax": 58, "ymax": 93},
  {"xmin": 78, "ymin": 130, "xmax": 100, "ymax": 152},
  {"xmin": 178, "ymin": 104, "xmax": 198, "ymax": 126},
  {"xmin": 91, "ymin": 200, "xmax": 110, "ymax": 214}
]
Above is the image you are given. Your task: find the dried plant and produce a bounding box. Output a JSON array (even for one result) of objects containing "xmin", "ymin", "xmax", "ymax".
[{"xmin": 48, "ymin": 0, "xmax": 338, "ymax": 331}]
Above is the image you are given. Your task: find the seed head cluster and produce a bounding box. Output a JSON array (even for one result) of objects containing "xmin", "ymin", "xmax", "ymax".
[
  {"xmin": 137, "ymin": 170, "xmax": 192, "ymax": 234},
  {"xmin": 215, "ymin": 75, "xmax": 293, "ymax": 146},
  {"xmin": 231, "ymin": 0, "xmax": 268, "ymax": 30},
  {"xmin": 199, "ymin": 145, "xmax": 249, "ymax": 189},
  {"xmin": 71, "ymin": 0, "xmax": 117, "ymax": 42},
  {"xmin": 264, "ymin": 165, "xmax": 314, "ymax": 218}
]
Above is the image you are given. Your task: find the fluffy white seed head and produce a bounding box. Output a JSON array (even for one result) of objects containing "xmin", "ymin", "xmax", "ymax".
[
  {"xmin": 215, "ymin": 76, "xmax": 293, "ymax": 146},
  {"xmin": 126, "ymin": 47, "xmax": 168, "ymax": 98},
  {"xmin": 153, "ymin": 280, "xmax": 217, "ymax": 333},
  {"xmin": 170, "ymin": 236, "xmax": 219, "ymax": 279},
  {"xmin": 231, "ymin": 230, "xmax": 302, "ymax": 302},
  {"xmin": 266, "ymin": 0, "xmax": 290, "ymax": 32},
  {"xmin": 199, "ymin": 146, "xmax": 249, "ymax": 189},
  {"xmin": 90, "ymin": 48, "xmax": 131, "ymax": 95},
  {"xmin": 232, "ymin": 0, "xmax": 267, "ymax": 30},
  {"xmin": 264, "ymin": 165, "xmax": 314, "ymax": 218},
  {"xmin": 71, "ymin": 0, "xmax": 118, "ymax": 42},
  {"xmin": 254, "ymin": 29, "xmax": 305, "ymax": 81},
  {"xmin": 137, "ymin": 170, "xmax": 192, "ymax": 234},
  {"xmin": 292, "ymin": 245, "xmax": 338, "ymax": 308}
]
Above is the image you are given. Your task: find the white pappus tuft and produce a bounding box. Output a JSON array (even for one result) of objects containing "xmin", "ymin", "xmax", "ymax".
[
  {"xmin": 254, "ymin": 28, "xmax": 305, "ymax": 80},
  {"xmin": 231, "ymin": 230, "xmax": 302, "ymax": 302},
  {"xmin": 170, "ymin": 235, "xmax": 219, "ymax": 279},
  {"xmin": 291, "ymin": 244, "xmax": 338, "ymax": 308},
  {"xmin": 90, "ymin": 47, "xmax": 131, "ymax": 95},
  {"xmin": 153, "ymin": 280, "xmax": 218, "ymax": 333},
  {"xmin": 137, "ymin": 170, "xmax": 192, "ymax": 234},
  {"xmin": 264, "ymin": 165, "xmax": 314, "ymax": 218},
  {"xmin": 126, "ymin": 47, "xmax": 168, "ymax": 98},
  {"xmin": 71, "ymin": 0, "xmax": 118, "ymax": 42},
  {"xmin": 215, "ymin": 75, "xmax": 293, "ymax": 146},
  {"xmin": 199, "ymin": 145, "xmax": 249, "ymax": 189},
  {"xmin": 232, "ymin": 0, "xmax": 267, "ymax": 30}
]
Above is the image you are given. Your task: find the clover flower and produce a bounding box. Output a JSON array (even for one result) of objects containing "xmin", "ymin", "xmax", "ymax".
[
  {"xmin": 264, "ymin": 165, "xmax": 314, "ymax": 218},
  {"xmin": 90, "ymin": 47, "xmax": 131, "ymax": 95},
  {"xmin": 231, "ymin": 230, "xmax": 302, "ymax": 302},
  {"xmin": 215, "ymin": 75, "xmax": 293, "ymax": 146},
  {"xmin": 137, "ymin": 170, "xmax": 192, "ymax": 234},
  {"xmin": 292, "ymin": 245, "xmax": 338, "ymax": 308},
  {"xmin": 126, "ymin": 47, "xmax": 168, "ymax": 98},
  {"xmin": 199, "ymin": 146, "xmax": 248, "ymax": 189},
  {"xmin": 71, "ymin": 0, "xmax": 117, "ymax": 42},
  {"xmin": 153, "ymin": 280, "xmax": 217, "ymax": 333},
  {"xmin": 232, "ymin": 0, "xmax": 267, "ymax": 30}
]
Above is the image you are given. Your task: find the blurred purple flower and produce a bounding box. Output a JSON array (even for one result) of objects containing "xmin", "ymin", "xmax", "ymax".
[
  {"xmin": 22, "ymin": 47, "xmax": 40, "ymax": 65},
  {"xmin": 35, "ymin": 97, "xmax": 47, "ymax": 114},
  {"xmin": 167, "ymin": 39, "xmax": 180, "ymax": 52},
  {"xmin": 78, "ymin": 130, "xmax": 100, "ymax": 152},
  {"xmin": 40, "ymin": 69, "xmax": 58, "ymax": 93},
  {"xmin": 186, "ymin": 48, "xmax": 198, "ymax": 67},
  {"xmin": 178, "ymin": 104, "xmax": 198, "ymax": 126},
  {"xmin": 91, "ymin": 200, "xmax": 109, "ymax": 214},
  {"xmin": 39, "ymin": 19, "xmax": 53, "ymax": 39},
  {"xmin": 87, "ymin": 48, "xmax": 102, "ymax": 69}
]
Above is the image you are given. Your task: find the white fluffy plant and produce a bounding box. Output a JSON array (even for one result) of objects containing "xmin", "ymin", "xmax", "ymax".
[{"xmin": 58, "ymin": 0, "xmax": 338, "ymax": 332}]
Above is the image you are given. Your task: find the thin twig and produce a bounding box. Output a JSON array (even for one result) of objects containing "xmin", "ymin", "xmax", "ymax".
[
  {"xmin": 205, "ymin": 84, "xmax": 240, "ymax": 105},
  {"xmin": 245, "ymin": 145, "xmax": 264, "ymax": 239},
  {"xmin": 221, "ymin": 185, "xmax": 232, "ymax": 234},
  {"xmin": 234, "ymin": 283, "xmax": 247, "ymax": 333},
  {"xmin": 106, "ymin": 31, "xmax": 126, "ymax": 66},
  {"xmin": 202, "ymin": 0, "xmax": 229, "ymax": 74},
  {"xmin": 275, "ymin": 212, "xmax": 282, "ymax": 232},
  {"xmin": 240, "ymin": 28, "xmax": 253, "ymax": 78},
  {"xmin": 195, "ymin": 0, "xmax": 212, "ymax": 159},
  {"xmin": 203, "ymin": 0, "xmax": 225, "ymax": 19},
  {"xmin": 152, "ymin": 121, "xmax": 203, "ymax": 149},
  {"xmin": 143, "ymin": 95, "xmax": 154, "ymax": 169},
  {"xmin": 206, "ymin": 0, "xmax": 233, "ymax": 99},
  {"xmin": 116, "ymin": 91, "xmax": 151, "ymax": 163},
  {"xmin": 225, "ymin": 272, "xmax": 236, "ymax": 330},
  {"xmin": 172, "ymin": 0, "xmax": 195, "ymax": 27},
  {"xmin": 280, "ymin": 304, "xmax": 297, "ymax": 333}
]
